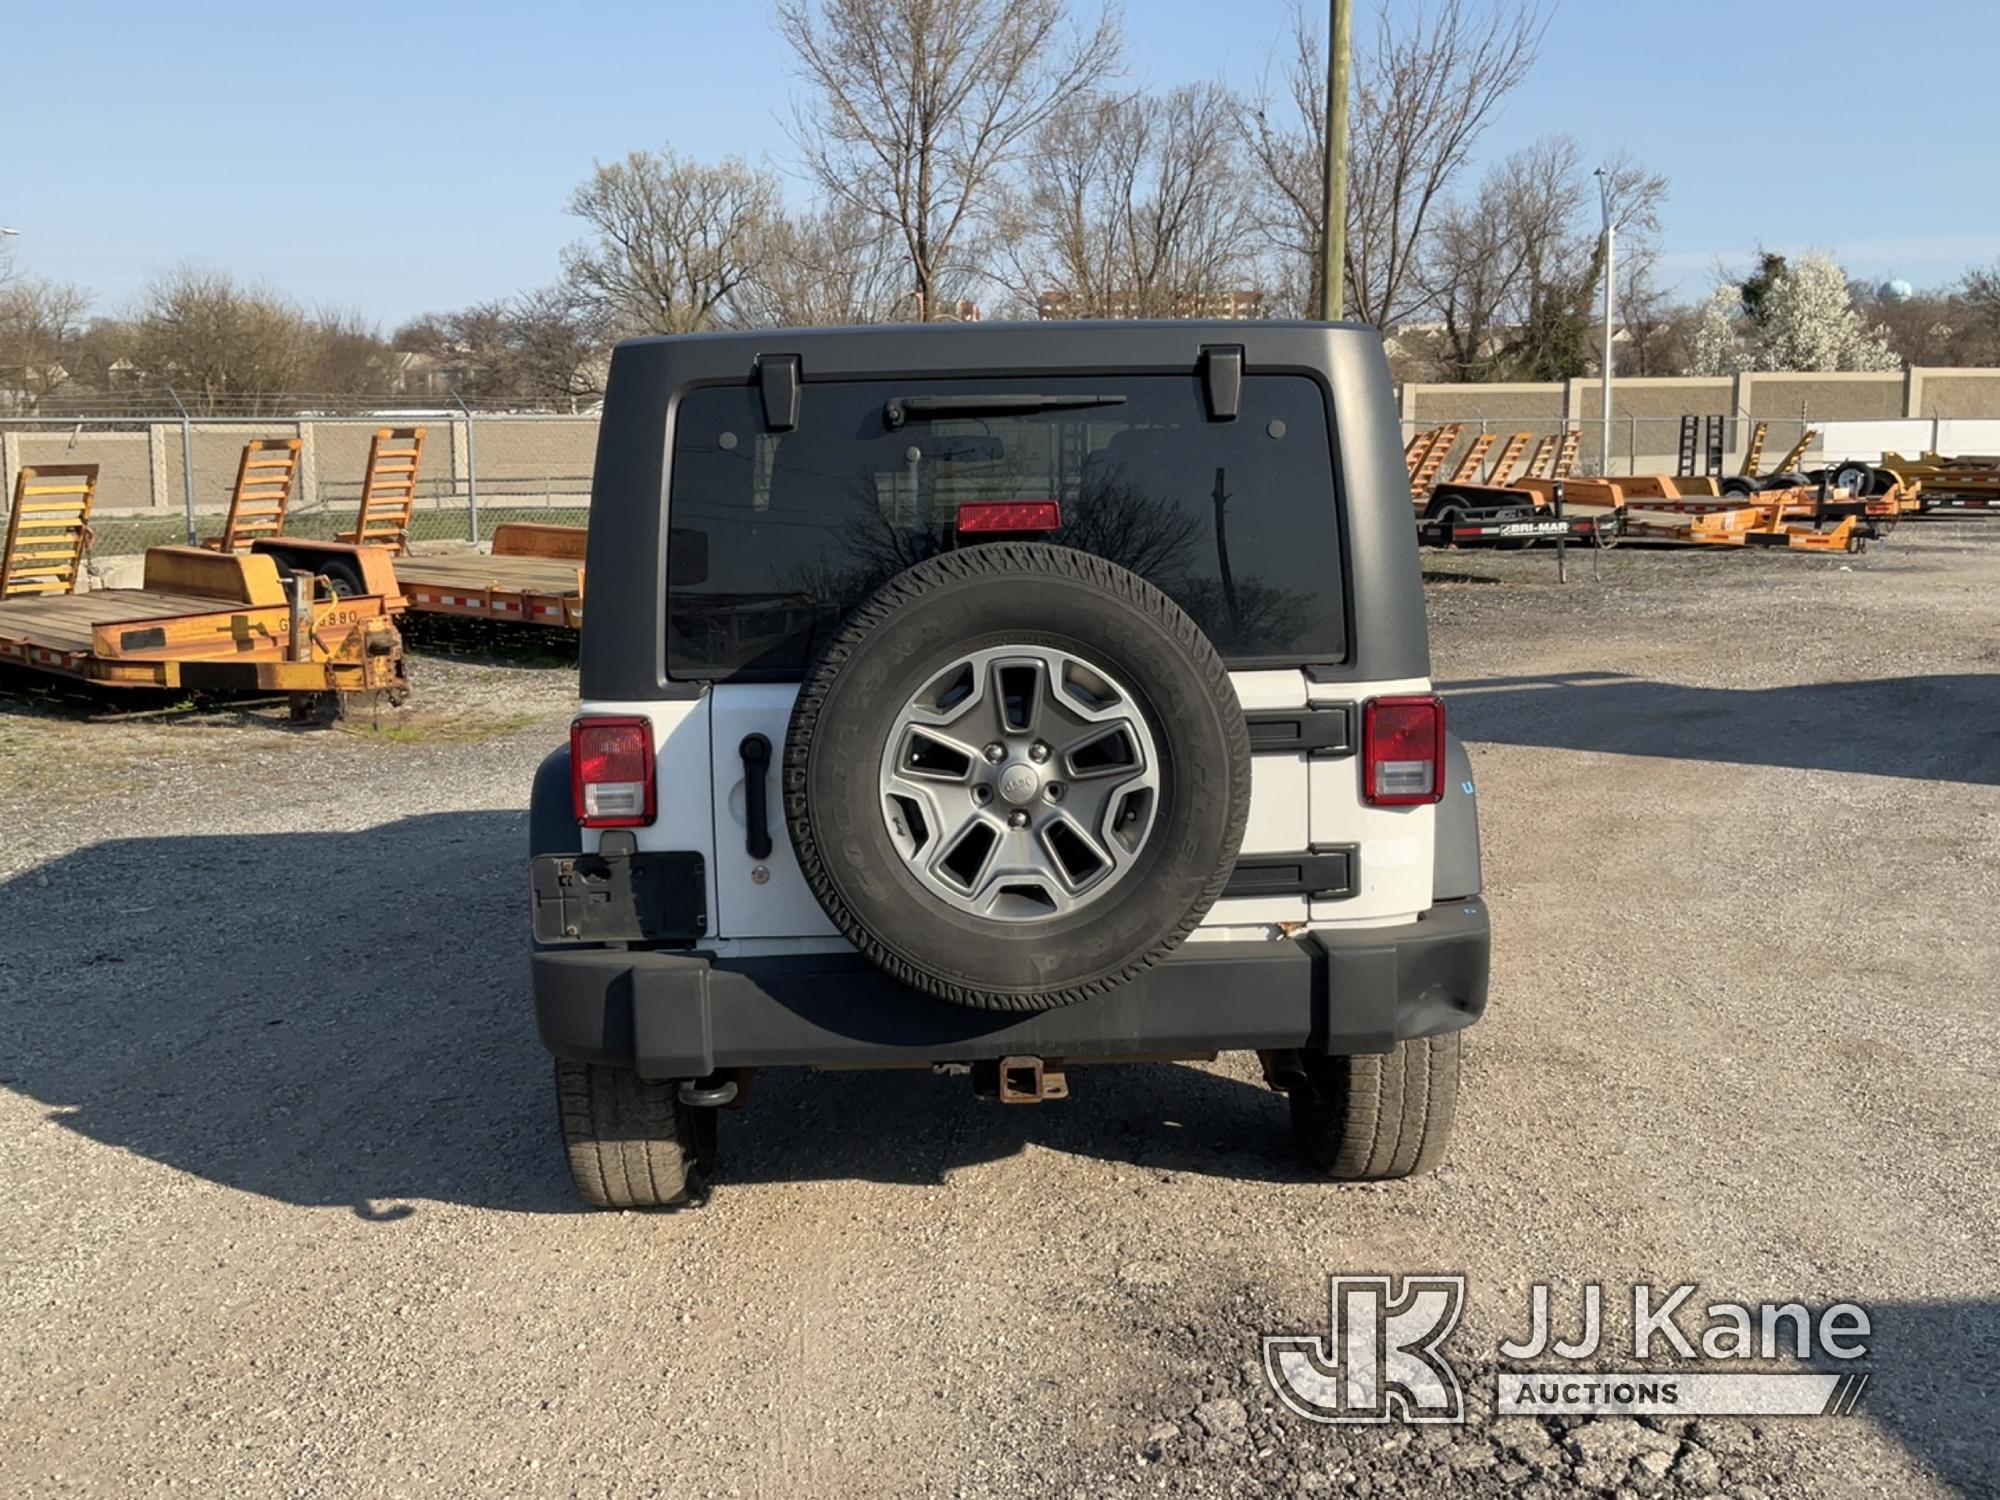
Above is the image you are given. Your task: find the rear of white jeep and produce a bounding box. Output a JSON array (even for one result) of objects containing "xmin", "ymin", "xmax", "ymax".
[{"xmin": 530, "ymin": 322, "xmax": 1488, "ymax": 1209}]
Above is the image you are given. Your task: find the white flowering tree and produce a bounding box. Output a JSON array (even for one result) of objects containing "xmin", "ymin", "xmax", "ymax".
[
  {"xmin": 1689, "ymin": 254, "xmax": 1900, "ymax": 374},
  {"xmin": 1755, "ymin": 255, "xmax": 1900, "ymax": 372},
  {"xmin": 1689, "ymin": 285, "xmax": 1749, "ymax": 375}
]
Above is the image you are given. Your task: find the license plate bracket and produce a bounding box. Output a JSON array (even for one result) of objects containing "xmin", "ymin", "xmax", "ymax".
[{"xmin": 531, "ymin": 851, "xmax": 707, "ymax": 943}]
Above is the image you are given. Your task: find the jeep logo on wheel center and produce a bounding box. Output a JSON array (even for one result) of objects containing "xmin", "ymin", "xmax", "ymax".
[
  {"xmin": 529, "ymin": 321, "xmax": 1490, "ymax": 1210},
  {"xmin": 998, "ymin": 763, "xmax": 1042, "ymax": 805}
]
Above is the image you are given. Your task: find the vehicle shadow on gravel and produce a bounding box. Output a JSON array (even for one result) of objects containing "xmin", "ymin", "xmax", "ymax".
[
  {"xmin": 1849, "ymin": 1297, "xmax": 2000, "ymax": 1497},
  {"xmin": 0, "ymin": 814, "xmax": 1319, "ymax": 1218},
  {"xmin": 1439, "ymin": 670, "xmax": 2000, "ymax": 786},
  {"xmin": 718, "ymin": 1063, "xmax": 1314, "ymax": 1187},
  {"xmin": 0, "ymin": 813, "xmax": 581, "ymax": 1219}
]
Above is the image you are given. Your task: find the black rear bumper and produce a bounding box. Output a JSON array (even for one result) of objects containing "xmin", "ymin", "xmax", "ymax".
[{"xmin": 532, "ymin": 899, "xmax": 1490, "ymax": 1077}]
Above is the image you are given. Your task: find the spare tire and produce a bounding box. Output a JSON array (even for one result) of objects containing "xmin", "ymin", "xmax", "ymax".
[{"xmin": 783, "ymin": 542, "xmax": 1251, "ymax": 1012}]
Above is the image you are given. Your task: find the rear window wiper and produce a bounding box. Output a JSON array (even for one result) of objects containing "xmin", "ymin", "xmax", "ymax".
[{"xmin": 884, "ymin": 393, "xmax": 1127, "ymax": 428}]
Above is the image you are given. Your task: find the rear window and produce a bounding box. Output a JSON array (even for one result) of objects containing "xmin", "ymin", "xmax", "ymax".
[{"xmin": 665, "ymin": 373, "xmax": 1344, "ymax": 680}]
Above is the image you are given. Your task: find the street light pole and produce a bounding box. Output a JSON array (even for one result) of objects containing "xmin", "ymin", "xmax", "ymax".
[
  {"xmin": 1595, "ymin": 167, "xmax": 1615, "ymax": 475},
  {"xmin": 1320, "ymin": 0, "xmax": 1351, "ymax": 321}
]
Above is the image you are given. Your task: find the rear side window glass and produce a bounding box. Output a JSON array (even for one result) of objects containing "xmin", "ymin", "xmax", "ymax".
[{"xmin": 666, "ymin": 374, "xmax": 1344, "ymax": 680}]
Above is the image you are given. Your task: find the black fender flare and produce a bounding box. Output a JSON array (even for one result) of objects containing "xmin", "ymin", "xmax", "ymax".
[
  {"xmin": 1433, "ymin": 732, "xmax": 1482, "ymax": 901},
  {"xmin": 530, "ymin": 743, "xmax": 576, "ymax": 858}
]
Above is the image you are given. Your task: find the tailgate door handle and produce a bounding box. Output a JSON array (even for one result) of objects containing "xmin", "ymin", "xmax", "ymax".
[{"xmin": 739, "ymin": 734, "xmax": 773, "ymax": 859}]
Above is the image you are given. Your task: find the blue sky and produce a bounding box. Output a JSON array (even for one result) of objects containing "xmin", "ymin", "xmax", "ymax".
[{"xmin": 8, "ymin": 0, "xmax": 1998, "ymax": 325}]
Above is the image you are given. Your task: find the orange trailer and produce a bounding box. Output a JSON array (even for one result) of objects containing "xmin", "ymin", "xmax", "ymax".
[{"xmin": 393, "ymin": 522, "xmax": 587, "ymax": 630}]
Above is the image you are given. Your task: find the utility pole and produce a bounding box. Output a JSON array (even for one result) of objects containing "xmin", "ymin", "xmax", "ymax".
[
  {"xmin": 1595, "ymin": 167, "xmax": 1615, "ymax": 474},
  {"xmin": 1320, "ymin": 0, "xmax": 1351, "ymax": 320}
]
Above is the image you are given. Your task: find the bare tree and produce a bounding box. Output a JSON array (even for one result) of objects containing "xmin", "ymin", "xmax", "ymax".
[
  {"xmin": 1421, "ymin": 170, "xmax": 1522, "ymax": 379},
  {"xmin": 131, "ymin": 266, "xmax": 315, "ymax": 413},
  {"xmin": 65, "ymin": 316, "xmax": 141, "ymax": 395},
  {"xmin": 505, "ymin": 285, "xmax": 613, "ymax": 405},
  {"xmin": 125, "ymin": 267, "xmax": 402, "ymax": 410},
  {"xmin": 1004, "ymin": 82, "xmax": 1258, "ymax": 317},
  {"xmin": 1616, "ymin": 261, "xmax": 1686, "ymax": 376},
  {"xmin": 1418, "ymin": 136, "xmax": 1665, "ymax": 381},
  {"xmin": 776, "ymin": 0, "xmax": 1122, "ymax": 318},
  {"xmin": 1957, "ymin": 259, "xmax": 2000, "ymax": 365},
  {"xmin": 0, "ymin": 275, "xmax": 94, "ymax": 407},
  {"xmin": 394, "ymin": 286, "xmax": 610, "ymax": 407},
  {"xmin": 1244, "ymin": 0, "xmax": 1544, "ymax": 325},
  {"xmin": 300, "ymin": 305, "xmax": 394, "ymax": 395},
  {"xmin": 731, "ymin": 203, "xmax": 913, "ymax": 327},
  {"xmin": 563, "ymin": 149, "xmax": 780, "ymax": 336}
]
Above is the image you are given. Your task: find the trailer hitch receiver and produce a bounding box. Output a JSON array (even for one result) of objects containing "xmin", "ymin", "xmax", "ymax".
[{"xmin": 982, "ymin": 1055, "xmax": 1069, "ymax": 1104}]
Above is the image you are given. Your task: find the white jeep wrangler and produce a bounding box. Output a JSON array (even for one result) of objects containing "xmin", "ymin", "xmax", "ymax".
[{"xmin": 530, "ymin": 322, "xmax": 1488, "ymax": 1208}]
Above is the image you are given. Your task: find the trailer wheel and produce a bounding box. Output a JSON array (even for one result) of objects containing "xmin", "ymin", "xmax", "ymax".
[
  {"xmin": 1288, "ymin": 1032, "xmax": 1460, "ymax": 1180},
  {"xmin": 1430, "ymin": 502, "xmax": 1466, "ymax": 545},
  {"xmin": 1720, "ymin": 476, "xmax": 1757, "ymax": 498},
  {"xmin": 1830, "ymin": 460, "xmax": 1875, "ymax": 496},
  {"xmin": 555, "ymin": 1059, "xmax": 715, "ymax": 1210},
  {"xmin": 316, "ymin": 558, "xmax": 366, "ymax": 599}
]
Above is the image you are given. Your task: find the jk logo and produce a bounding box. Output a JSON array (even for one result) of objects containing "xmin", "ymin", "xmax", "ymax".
[{"xmin": 1263, "ymin": 1275, "xmax": 1467, "ymax": 1424}]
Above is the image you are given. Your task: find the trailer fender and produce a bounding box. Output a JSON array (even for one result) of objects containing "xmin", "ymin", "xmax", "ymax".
[{"xmin": 1433, "ymin": 732, "xmax": 1482, "ymax": 901}]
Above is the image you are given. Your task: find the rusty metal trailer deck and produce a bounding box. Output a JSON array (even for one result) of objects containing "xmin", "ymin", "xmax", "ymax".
[{"xmin": 392, "ymin": 523, "xmax": 586, "ymax": 629}]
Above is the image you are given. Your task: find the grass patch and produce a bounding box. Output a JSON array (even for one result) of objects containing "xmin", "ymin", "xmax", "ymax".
[{"xmin": 342, "ymin": 710, "xmax": 550, "ymax": 746}]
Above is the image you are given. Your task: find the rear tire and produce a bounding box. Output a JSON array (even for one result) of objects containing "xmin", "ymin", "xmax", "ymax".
[
  {"xmin": 1288, "ymin": 1032, "xmax": 1461, "ymax": 1180},
  {"xmin": 555, "ymin": 1059, "xmax": 716, "ymax": 1209}
]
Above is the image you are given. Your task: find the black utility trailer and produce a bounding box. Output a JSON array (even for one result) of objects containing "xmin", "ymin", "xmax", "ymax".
[{"xmin": 1415, "ymin": 479, "xmax": 1621, "ymax": 549}]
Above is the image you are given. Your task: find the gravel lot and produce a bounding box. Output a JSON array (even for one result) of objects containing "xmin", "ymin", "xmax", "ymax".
[{"xmin": 2, "ymin": 523, "xmax": 1995, "ymax": 1498}]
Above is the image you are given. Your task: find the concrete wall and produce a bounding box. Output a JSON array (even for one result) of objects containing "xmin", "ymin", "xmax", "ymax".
[
  {"xmin": 469, "ymin": 419, "xmax": 599, "ymax": 499},
  {"xmin": 1737, "ymin": 372, "xmax": 1904, "ymax": 423},
  {"xmin": 5, "ymin": 429, "xmax": 156, "ymax": 511},
  {"xmin": 153, "ymin": 423, "xmax": 307, "ymax": 518},
  {"xmin": 1910, "ymin": 369, "xmax": 2000, "ymax": 419},
  {"xmin": 1403, "ymin": 382, "xmax": 1567, "ymax": 426},
  {"xmin": 1564, "ymin": 378, "xmax": 1735, "ymax": 473}
]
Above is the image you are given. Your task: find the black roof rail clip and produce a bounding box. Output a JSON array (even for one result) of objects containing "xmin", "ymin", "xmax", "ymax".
[
  {"xmin": 758, "ymin": 353, "xmax": 801, "ymax": 431},
  {"xmin": 1201, "ymin": 344, "xmax": 1243, "ymax": 422}
]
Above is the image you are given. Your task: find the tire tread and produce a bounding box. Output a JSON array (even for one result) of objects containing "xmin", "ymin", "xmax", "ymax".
[
  {"xmin": 555, "ymin": 1059, "xmax": 709, "ymax": 1209},
  {"xmin": 1289, "ymin": 1032, "xmax": 1460, "ymax": 1181}
]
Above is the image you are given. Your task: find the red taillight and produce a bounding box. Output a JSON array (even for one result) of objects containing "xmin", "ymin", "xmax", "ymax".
[
  {"xmin": 570, "ymin": 716, "xmax": 656, "ymax": 827},
  {"xmin": 1363, "ymin": 696, "xmax": 1444, "ymax": 806},
  {"xmin": 956, "ymin": 500, "xmax": 1062, "ymax": 534}
]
